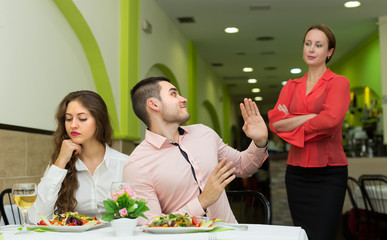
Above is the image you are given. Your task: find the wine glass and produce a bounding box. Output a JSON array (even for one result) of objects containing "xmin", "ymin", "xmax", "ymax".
[
  {"xmin": 110, "ymin": 182, "xmax": 130, "ymax": 193},
  {"xmin": 109, "ymin": 182, "xmax": 134, "ymax": 199},
  {"xmin": 12, "ymin": 183, "xmax": 37, "ymax": 232}
]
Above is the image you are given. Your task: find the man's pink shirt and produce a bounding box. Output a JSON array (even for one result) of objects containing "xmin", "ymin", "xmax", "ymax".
[{"xmin": 123, "ymin": 124, "xmax": 268, "ymax": 225}]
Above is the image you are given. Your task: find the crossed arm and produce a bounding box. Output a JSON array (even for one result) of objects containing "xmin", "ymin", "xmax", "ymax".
[{"xmin": 272, "ymin": 104, "xmax": 317, "ymax": 132}]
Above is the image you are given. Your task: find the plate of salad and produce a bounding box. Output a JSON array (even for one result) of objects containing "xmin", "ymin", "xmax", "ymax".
[
  {"xmin": 28, "ymin": 212, "xmax": 108, "ymax": 232},
  {"xmin": 142, "ymin": 213, "xmax": 215, "ymax": 234}
]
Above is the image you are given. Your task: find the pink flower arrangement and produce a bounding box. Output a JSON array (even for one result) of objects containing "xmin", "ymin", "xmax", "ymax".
[
  {"xmin": 102, "ymin": 185, "xmax": 149, "ymax": 221},
  {"xmin": 119, "ymin": 208, "xmax": 128, "ymax": 217}
]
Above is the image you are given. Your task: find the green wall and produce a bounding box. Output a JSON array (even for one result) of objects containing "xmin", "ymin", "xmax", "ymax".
[
  {"xmin": 53, "ymin": 0, "xmax": 120, "ymax": 134},
  {"xmin": 332, "ymin": 32, "xmax": 381, "ymax": 98},
  {"xmin": 331, "ymin": 32, "xmax": 382, "ymax": 126},
  {"xmin": 54, "ymin": 0, "xmax": 141, "ymax": 140}
]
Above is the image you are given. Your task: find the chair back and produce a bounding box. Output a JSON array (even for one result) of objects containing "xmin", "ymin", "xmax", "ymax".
[
  {"xmin": 359, "ymin": 174, "xmax": 387, "ymax": 214},
  {"xmin": 345, "ymin": 176, "xmax": 370, "ymax": 240},
  {"xmin": 358, "ymin": 175, "xmax": 387, "ymax": 239},
  {"xmin": 347, "ymin": 176, "xmax": 363, "ymax": 210},
  {"xmin": 226, "ymin": 190, "xmax": 271, "ymax": 224},
  {"xmin": 0, "ymin": 188, "xmax": 22, "ymax": 225}
]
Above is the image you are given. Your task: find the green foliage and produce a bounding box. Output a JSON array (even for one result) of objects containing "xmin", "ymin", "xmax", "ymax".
[{"xmin": 102, "ymin": 187, "xmax": 149, "ymax": 221}]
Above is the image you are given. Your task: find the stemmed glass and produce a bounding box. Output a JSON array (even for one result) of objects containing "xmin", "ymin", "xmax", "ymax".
[
  {"xmin": 109, "ymin": 182, "xmax": 135, "ymax": 200},
  {"xmin": 110, "ymin": 182, "xmax": 130, "ymax": 193},
  {"xmin": 12, "ymin": 183, "xmax": 37, "ymax": 233}
]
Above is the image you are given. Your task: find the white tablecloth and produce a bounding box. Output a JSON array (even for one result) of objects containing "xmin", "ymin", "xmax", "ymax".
[{"xmin": 0, "ymin": 224, "xmax": 308, "ymax": 240}]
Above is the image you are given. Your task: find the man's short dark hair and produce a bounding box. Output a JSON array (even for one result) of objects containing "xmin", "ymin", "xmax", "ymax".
[{"xmin": 130, "ymin": 76, "xmax": 170, "ymax": 127}]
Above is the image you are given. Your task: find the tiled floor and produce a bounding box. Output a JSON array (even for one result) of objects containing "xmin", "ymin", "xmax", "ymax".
[{"xmin": 269, "ymin": 158, "xmax": 293, "ymax": 226}]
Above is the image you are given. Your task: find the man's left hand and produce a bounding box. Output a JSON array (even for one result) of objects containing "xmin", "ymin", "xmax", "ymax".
[{"xmin": 240, "ymin": 98, "xmax": 268, "ymax": 148}]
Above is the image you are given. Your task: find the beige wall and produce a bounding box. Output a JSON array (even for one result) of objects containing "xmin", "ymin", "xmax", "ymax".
[
  {"xmin": 378, "ymin": 16, "xmax": 387, "ymax": 144},
  {"xmin": 0, "ymin": 129, "xmax": 52, "ymax": 194}
]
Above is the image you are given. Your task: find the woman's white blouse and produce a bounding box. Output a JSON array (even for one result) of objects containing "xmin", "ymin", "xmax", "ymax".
[{"xmin": 28, "ymin": 144, "xmax": 128, "ymax": 223}]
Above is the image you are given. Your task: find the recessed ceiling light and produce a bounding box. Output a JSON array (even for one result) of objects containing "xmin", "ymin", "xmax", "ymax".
[
  {"xmin": 254, "ymin": 96, "xmax": 263, "ymax": 101},
  {"xmin": 282, "ymin": 81, "xmax": 287, "ymax": 86},
  {"xmin": 225, "ymin": 27, "xmax": 239, "ymax": 33},
  {"xmin": 252, "ymin": 88, "xmax": 260, "ymax": 93},
  {"xmin": 243, "ymin": 67, "xmax": 253, "ymax": 72},
  {"xmin": 290, "ymin": 68, "xmax": 302, "ymax": 74},
  {"xmin": 248, "ymin": 78, "xmax": 257, "ymax": 84},
  {"xmin": 344, "ymin": 1, "xmax": 361, "ymax": 8}
]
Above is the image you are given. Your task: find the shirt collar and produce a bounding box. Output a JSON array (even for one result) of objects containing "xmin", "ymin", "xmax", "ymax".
[
  {"xmin": 75, "ymin": 143, "xmax": 110, "ymax": 171},
  {"xmin": 293, "ymin": 68, "xmax": 335, "ymax": 83},
  {"xmin": 145, "ymin": 127, "xmax": 187, "ymax": 149}
]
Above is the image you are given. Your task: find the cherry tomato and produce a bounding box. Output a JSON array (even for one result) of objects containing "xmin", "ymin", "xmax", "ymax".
[
  {"xmin": 38, "ymin": 220, "xmax": 47, "ymax": 225},
  {"xmin": 192, "ymin": 216, "xmax": 203, "ymax": 227}
]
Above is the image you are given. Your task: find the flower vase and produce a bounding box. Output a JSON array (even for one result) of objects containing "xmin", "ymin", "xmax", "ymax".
[{"xmin": 111, "ymin": 218, "xmax": 138, "ymax": 237}]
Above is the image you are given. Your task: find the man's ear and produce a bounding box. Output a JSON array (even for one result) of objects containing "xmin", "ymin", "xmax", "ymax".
[{"xmin": 147, "ymin": 98, "xmax": 160, "ymax": 111}]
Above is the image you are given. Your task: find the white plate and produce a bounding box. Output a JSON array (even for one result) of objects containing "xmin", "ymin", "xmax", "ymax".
[
  {"xmin": 27, "ymin": 222, "xmax": 108, "ymax": 232},
  {"xmin": 141, "ymin": 225, "xmax": 215, "ymax": 234},
  {"xmin": 0, "ymin": 225, "xmax": 21, "ymax": 231}
]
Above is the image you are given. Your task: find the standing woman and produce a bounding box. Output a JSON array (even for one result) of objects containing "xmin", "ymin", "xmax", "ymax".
[
  {"xmin": 268, "ymin": 24, "xmax": 350, "ymax": 240},
  {"xmin": 28, "ymin": 90, "xmax": 128, "ymax": 223}
]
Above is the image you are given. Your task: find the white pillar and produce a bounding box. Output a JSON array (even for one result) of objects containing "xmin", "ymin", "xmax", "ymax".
[{"xmin": 378, "ymin": 16, "xmax": 387, "ymax": 144}]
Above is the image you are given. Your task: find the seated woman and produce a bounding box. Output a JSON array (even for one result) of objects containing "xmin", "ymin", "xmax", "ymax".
[{"xmin": 28, "ymin": 90, "xmax": 128, "ymax": 223}]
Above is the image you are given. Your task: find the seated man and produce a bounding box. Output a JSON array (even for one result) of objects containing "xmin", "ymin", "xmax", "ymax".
[{"xmin": 123, "ymin": 76, "xmax": 268, "ymax": 225}]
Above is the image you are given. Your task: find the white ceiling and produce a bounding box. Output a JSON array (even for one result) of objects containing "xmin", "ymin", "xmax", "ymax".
[{"xmin": 152, "ymin": 0, "xmax": 387, "ymax": 108}]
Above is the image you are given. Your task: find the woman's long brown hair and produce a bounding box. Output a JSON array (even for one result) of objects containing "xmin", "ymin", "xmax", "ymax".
[{"xmin": 51, "ymin": 90, "xmax": 113, "ymax": 214}]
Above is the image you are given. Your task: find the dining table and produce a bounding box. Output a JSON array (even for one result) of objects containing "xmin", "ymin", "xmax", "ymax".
[{"xmin": 0, "ymin": 223, "xmax": 309, "ymax": 240}]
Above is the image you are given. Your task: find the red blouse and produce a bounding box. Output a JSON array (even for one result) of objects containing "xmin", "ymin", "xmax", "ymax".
[{"xmin": 268, "ymin": 69, "xmax": 350, "ymax": 167}]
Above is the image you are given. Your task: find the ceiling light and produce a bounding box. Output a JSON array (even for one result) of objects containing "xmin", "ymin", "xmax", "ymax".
[
  {"xmin": 225, "ymin": 27, "xmax": 239, "ymax": 33},
  {"xmin": 282, "ymin": 81, "xmax": 287, "ymax": 86},
  {"xmin": 243, "ymin": 67, "xmax": 253, "ymax": 72},
  {"xmin": 252, "ymin": 88, "xmax": 260, "ymax": 93},
  {"xmin": 254, "ymin": 96, "xmax": 263, "ymax": 101},
  {"xmin": 248, "ymin": 78, "xmax": 257, "ymax": 84},
  {"xmin": 290, "ymin": 68, "xmax": 302, "ymax": 74},
  {"xmin": 344, "ymin": 1, "xmax": 361, "ymax": 8}
]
